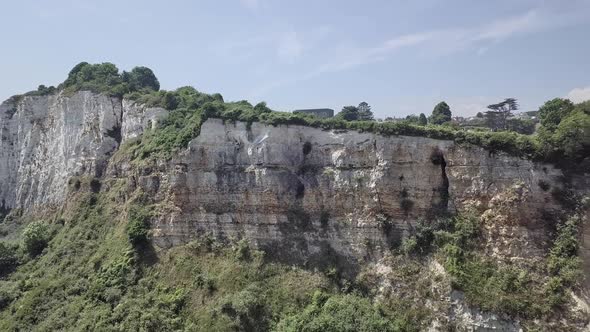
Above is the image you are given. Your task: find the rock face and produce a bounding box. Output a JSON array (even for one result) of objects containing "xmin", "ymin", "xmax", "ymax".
[
  {"xmin": 0, "ymin": 92, "xmax": 566, "ymax": 268},
  {"xmin": 0, "ymin": 92, "xmax": 168, "ymax": 211},
  {"xmin": 0, "ymin": 92, "xmax": 122, "ymax": 210},
  {"xmin": 148, "ymin": 119, "xmax": 564, "ymax": 272},
  {"xmin": 0, "ymin": 91, "xmax": 584, "ymax": 329},
  {"xmin": 121, "ymin": 99, "xmax": 167, "ymax": 141}
]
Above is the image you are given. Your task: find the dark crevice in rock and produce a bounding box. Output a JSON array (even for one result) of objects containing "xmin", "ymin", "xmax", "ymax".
[
  {"xmin": 302, "ymin": 141, "xmax": 312, "ymax": 156},
  {"xmin": 439, "ymin": 154, "xmax": 450, "ymax": 212},
  {"xmin": 106, "ymin": 97, "xmax": 124, "ymax": 146},
  {"xmin": 429, "ymin": 148, "xmax": 450, "ymax": 216}
]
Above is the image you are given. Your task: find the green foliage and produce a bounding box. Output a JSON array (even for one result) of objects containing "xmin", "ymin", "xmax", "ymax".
[
  {"xmin": 434, "ymin": 208, "xmax": 585, "ymax": 318},
  {"xmin": 538, "ymin": 98, "xmax": 575, "ymax": 132},
  {"xmin": 336, "ymin": 105, "xmax": 360, "ymax": 121},
  {"xmin": 276, "ymin": 291, "xmax": 400, "ymax": 332},
  {"xmin": 418, "ymin": 113, "xmax": 427, "ymax": 125},
  {"xmin": 552, "ymin": 108, "xmax": 590, "ymax": 160},
  {"xmin": 23, "ymin": 85, "xmax": 57, "ymax": 97},
  {"xmin": 122, "ymin": 66, "xmax": 160, "ymax": 92},
  {"xmin": 430, "ymin": 101, "xmax": 452, "ymax": 125},
  {"xmin": 126, "ymin": 205, "xmax": 151, "ymax": 245},
  {"xmin": 0, "ymin": 242, "xmax": 19, "ymax": 272},
  {"xmin": 60, "ymin": 62, "xmax": 159, "ymax": 97},
  {"xmin": 506, "ymin": 117, "xmax": 535, "ymax": 135},
  {"xmin": 357, "ymin": 101, "xmax": 374, "ymax": 121},
  {"xmin": 21, "ymin": 221, "xmax": 50, "ymax": 257},
  {"xmin": 0, "ymin": 188, "xmax": 335, "ymax": 331},
  {"xmin": 537, "ymin": 101, "xmax": 590, "ymax": 162},
  {"xmin": 546, "ymin": 215, "xmax": 584, "ymax": 294},
  {"xmin": 485, "ymin": 98, "xmax": 518, "ymax": 131}
]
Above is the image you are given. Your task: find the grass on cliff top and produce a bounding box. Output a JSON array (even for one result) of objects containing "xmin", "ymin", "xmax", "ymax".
[
  {"xmin": 124, "ymin": 87, "xmax": 590, "ymax": 166},
  {"xmin": 119, "ymin": 86, "xmax": 552, "ymax": 164},
  {"xmin": 6, "ymin": 61, "xmax": 588, "ymax": 164}
]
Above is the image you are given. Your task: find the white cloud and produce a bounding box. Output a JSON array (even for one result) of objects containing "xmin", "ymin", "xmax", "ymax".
[
  {"xmin": 247, "ymin": 5, "xmax": 589, "ymax": 98},
  {"xmin": 473, "ymin": 10, "xmax": 540, "ymax": 42},
  {"xmin": 566, "ymin": 86, "xmax": 590, "ymax": 103},
  {"xmin": 277, "ymin": 31, "xmax": 304, "ymax": 63}
]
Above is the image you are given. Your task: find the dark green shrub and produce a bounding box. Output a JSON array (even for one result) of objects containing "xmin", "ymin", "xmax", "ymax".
[
  {"xmin": 0, "ymin": 242, "xmax": 19, "ymax": 272},
  {"xmin": 21, "ymin": 221, "xmax": 50, "ymax": 256},
  {"xmin": 126, "ymin": 206, "xmax": 150, "ymax": 245}
]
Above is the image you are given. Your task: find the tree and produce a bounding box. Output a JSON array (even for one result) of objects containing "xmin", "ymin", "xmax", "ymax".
[
  {"xmin": 419, "ymin": 113, "xmax": 428, "ymax": 125},
  {"xmin": 336, "ymin": 106, "xmax": 360, "ymax": 121},
  {"xmin": 22, "ymin": 221, "xmax": 50, "ymax": 256},
  {"xmin": 506, "ymin": 118, "xmax": 535, "ymax": 135},
  {"xmin": 125, "ymin": 66, "xmax": 160, "ymax": 91},
  {"xmin": 430, "ymin": 102, "xmax": 452, "ymax": 125},
  {"xmin": 405, "ymin": 115, "xmax": 418, "ymax": 124},
  {"xmin": 485, "ymin": 98, "xmax": 518, "ymax": 131},
  {"xmin": 552, "ymin": 106, "xmax": 590, "ymax": 160},
  {"xmin": 538, "ymin": 98, "xmax": 575, "ymax": 132},
  {"xmin": 357, "ymin": 102, "xmax": 374, "ymax": 121}
]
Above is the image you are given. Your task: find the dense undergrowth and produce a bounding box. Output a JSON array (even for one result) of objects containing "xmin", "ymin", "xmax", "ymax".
[
  {"xmin": 0, "ymin": 177, "xmax": 587, "ymax": 330},
  {"xmin": 400, "ymin": 195, "xmax": 588, "ymax": 323},
  {"xmin": 0, "ymin": 178, "xmax": 432, "ymax": 331}
]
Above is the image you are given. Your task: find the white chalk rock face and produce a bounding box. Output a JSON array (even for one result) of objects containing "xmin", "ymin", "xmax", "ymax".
[
  {"xmin": 0, "ymin": 91, "xmax": 122, "ymax": 210},
  {"xmin": 149, "ymin": 119, "xmax": 564, "ymax": 272},
  {"xmin": 121, "ymin": 99, "xmax": 168, "ymax": 141}
]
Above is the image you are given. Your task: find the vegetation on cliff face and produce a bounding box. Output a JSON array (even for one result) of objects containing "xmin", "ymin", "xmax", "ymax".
[
  {"xmin": 0, "ymin": 175, "xmax": 587, "ymax": 330},
  {"xmin": 0, "ymin": 178, "xmax": 434, "ymax": 331}
]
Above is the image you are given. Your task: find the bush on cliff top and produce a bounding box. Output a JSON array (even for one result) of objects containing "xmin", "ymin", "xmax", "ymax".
[{"xmin": 9, "ymin": 62, "xmax": 588, "ymax": 163}]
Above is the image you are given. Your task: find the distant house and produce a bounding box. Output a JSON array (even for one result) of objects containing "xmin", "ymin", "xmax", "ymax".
[{"xmin": 293, "ymin": 108, "xmax": 334, "ymax": 118}]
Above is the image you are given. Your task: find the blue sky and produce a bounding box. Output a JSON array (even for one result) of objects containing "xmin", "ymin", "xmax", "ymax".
[{"xmin": 1, "ymin": 0, "xmax": 589, "ymax": 118}]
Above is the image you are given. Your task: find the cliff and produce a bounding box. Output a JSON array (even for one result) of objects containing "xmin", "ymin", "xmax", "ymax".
[
  {"xmin": 140, "ymin": 119, "xmax": 564, "ymax": 268},
  {"xmin": 0, "ymin": 90, "xmax": 588, "ymax": 330},
  {"xmin": 0, "ymin": 91, "xmax": 166, "ymax": 211},
  {"xmin": 0, "ymin": 90, "xmax": 572, "ymax": 273}
]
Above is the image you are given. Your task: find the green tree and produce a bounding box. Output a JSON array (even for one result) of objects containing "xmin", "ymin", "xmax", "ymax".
[
  {"xmin": 357, "ymin": 102, "xmax": 374, "ymax": 121},
  {"xmin": 336, "ymin": 106, "xmax": 360, "ymax": 121},
  {"xmin": 22, "ymin": 221, "xmax": 50, "ymax": 256},
  {"xmin": 506, "ymin": 118, "xmax": 535, "ymax": 135},
  {"xmin": 124, "ymin": 66, "xmax": 160, "ymax": 91},
  {"xmin": 485, "ymin": 98, "xmax": 518, "ymax": 131},
  {"xmin": 405, "ymin": 114, "xmax": 420, "ymax": 124},
  {"xmin": 419, "ymin": 113, "xmax": 428, "ymax": 125},
  {"xmin": 538, "ymin": 98, "xmax": 575, "ymax": 132},
  {"xmin": 553, "ymin": 106, "xmax": 590, "ymax": 160},
  {"xmin": 430, "ymin": 102, "xmax": 452, "ymax": 125},
  {"xmin": 0, "ymin": 242, "xmax": 18, "ymax": 272}
]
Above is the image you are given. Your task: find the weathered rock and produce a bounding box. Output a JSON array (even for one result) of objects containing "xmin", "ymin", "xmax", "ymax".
[
  {"xmin": 121, "ymin": 99, "xmax": 168, "ymax": 141},
  {"xmin": 0, "ymin": 91, "xmax": 122, "ymax": 210},
  {"xmin": 148, "ymin": 119, "xmax": 564, "ymax": 272}
]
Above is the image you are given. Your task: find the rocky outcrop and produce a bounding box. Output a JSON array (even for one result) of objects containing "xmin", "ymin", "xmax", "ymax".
[
  {"xmin": 0, "ymin": 91, "xmax": 122, "ymax": 210},
  {"xmin": 1, "ymin": 91, "xmax": 566, "ymax": 269},
  {"xmin": 121, "ymin": 99, "xmax": 167, "ymax": 141},
  {"xmin": 0, "ymin": 92, "xmax": 171, "ymax": 212},
  {"xmin": 145, "ymin": 119, "xmax": 564, "ymax": 271}
]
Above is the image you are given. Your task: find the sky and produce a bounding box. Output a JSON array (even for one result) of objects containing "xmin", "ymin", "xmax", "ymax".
[{"xmin": 1, "ymin": 0, "xmax": 590, "ymax": 119}]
